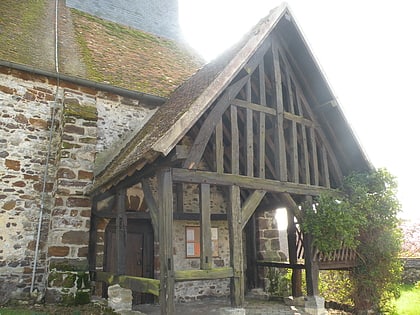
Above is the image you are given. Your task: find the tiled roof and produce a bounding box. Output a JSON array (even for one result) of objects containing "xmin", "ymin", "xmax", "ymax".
[{"xmin": 0, "ymin": 0, "xmax": 203, "ymax": 97}]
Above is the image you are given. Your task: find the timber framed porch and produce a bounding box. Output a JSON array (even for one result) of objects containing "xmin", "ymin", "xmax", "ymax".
[{"xmin": 88, "ymin": 5, "xmax": 369, "ymax": 315}]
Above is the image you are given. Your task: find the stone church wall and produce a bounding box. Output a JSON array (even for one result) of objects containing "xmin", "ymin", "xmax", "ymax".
[{"xmin": 0, "ymin": 67, "xmax": 157, "ymax": 304}]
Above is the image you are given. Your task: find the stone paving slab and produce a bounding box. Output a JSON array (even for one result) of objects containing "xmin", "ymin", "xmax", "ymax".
[{"xmin": 134, "ymin": 298, "xmax": 310, "ymax": 315}]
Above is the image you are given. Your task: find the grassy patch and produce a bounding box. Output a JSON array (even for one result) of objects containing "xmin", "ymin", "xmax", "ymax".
[{"xmin": 395, "ymin": 284, "xmax": 420, "ymax": 315}]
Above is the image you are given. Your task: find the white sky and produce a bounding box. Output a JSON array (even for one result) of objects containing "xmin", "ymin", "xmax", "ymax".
[{"xmin": 179, "ymin": 0, "xmax": 420, "ymax": 220}]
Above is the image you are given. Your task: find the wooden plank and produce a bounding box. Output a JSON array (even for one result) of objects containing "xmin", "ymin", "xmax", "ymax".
[
  {"xmin": 116, "ymin": 188, "xmax": 126, "ymax": 276},
  {"xmin": 215, "ymin": 120, "xmax": 224, "ymax": 173},
  {"xmin": 95, "ymin": 272, "xmax": 160, "ymax": 296},
  {"xmin": 174, "ymin": 267, "xmax": 233, "ymax": 282},
  {"xmin": 172, "ymin": 168, "xmax": 336, "ymax": 196},
  {"xmin": 231, "ymin": 99, "xmax": 276, "ymax": 115},
  {"xmin": 245, "ymin": 216, "xmax": 258, "ymax": 288},
  {"xmin": 200, "ymin": 183, "xmax": 212, "ymax": 270},
  {"xmin": 283, "ymin": 111, "xmax": 316, "ymax": 127},
  {"xmin": 141, "ymin": 178, "xmax": 159, "ymax": 240},
  {"xmin": 321, "ymin": 145, "xmax": 330, "ymax": 188},
  {"xmin": 231, "ymin": 105, "xmax": 240, "ymax": 175},
  {"xmin": 258, "ymin": 63, "xmax": 266, "ymax": 179},
  {"xmin": 88, "ymin": 212, "xmax": 98, "ymax": 275},
  {"xmin": 183, "ymin": 75, "xmax": 249, "ymax": 170},
  {"xmin": 271, "ymin": 40, "xmax": 287, "ymax": 181},
  {"xmin": 287, "ymin": 207, "xmax": 303, "ymax": 297},
  {"xmin": 173, "ymin": 212, "xmax": 227, "ymax": 221},
  {"xmin": 246, "ymin": 80, "xmax": 254, "ymax": 177},
  {"xmin": 256, "ymin": 261, "xmax": 306, "ymax": 270},
  {"xmin": 309, "ymin": 127, "xmax": 319, "ymax": 186},
  {"xmin": 228, "ymin": 185, "xmax": 244, "ymax": 307},
  {"xmin": 298, "ymin": 98, "xmax": 311, "ymax": 185},
  {"xmin": 241, "ymin": 190, "xmax": 267, "ymax": 229},
  {"xmin": 157, "ymin": 169, "xmax": 175, "ymax": 315}
]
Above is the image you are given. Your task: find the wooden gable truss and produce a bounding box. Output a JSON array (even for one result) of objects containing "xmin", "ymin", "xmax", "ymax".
[{"xmin": 89, "ymin": 31, "xmax": 359, "ymax": 314}]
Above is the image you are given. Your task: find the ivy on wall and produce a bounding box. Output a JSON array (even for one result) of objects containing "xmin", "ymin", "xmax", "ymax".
[{"xmin": 301, "ymin": 169, "xmax": 403, "ymax": 314}]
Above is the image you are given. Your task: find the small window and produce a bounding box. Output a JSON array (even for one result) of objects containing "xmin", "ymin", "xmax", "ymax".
[{"xmin": 185, "ymin": 226, "xmax": 219, "ymax": 258}]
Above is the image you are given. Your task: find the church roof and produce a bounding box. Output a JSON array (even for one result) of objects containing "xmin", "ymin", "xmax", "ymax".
[
  {"xmin": 91, "ymin": 4, "xmax": 371, "ymax": 193},
  {"xmin": 0, "ymin": 0, "xmax": 202, "ymax": 97}
]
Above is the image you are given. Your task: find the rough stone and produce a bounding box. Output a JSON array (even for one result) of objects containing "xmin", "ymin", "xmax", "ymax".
[
  {"xmin": 108, "ymin": 284, "xmax": 133, "ymax": 312},
  {"xmin": 5, "ymin": 159, "xmax": 21, "ymax": 171}
]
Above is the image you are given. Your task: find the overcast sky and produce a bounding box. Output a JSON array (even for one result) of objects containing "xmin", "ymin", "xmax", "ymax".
[{"xmin": 179, "ymin": 0, "xmax": 420, "ymax": 220}]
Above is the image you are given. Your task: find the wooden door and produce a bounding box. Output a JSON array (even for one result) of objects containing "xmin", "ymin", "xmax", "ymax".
[{"xmin": 104, "ymin": 219, "xmax": 154, "ymax": 303}]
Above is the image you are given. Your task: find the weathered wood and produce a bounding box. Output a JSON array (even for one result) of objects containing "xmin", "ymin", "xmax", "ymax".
[
  {"xmin": 231, "ymin": 105, "xmax": 240, "ymax": 175},
  {"xmin": 96, "ymin": 271, "xmax": 160, "ymax": 296},
  {"xmin": 231, "ymin": 98, "xmax": 276, "ymax": 115},
  {"xmin": 174, "ymin": 267, "xmax": 234, "ymax": 281},
  {"xmin": 157, "ymin": 169, "xmax": 175, "ymax": 315},
  {"xmin": 140, "ymin": 178, "xmax": 159, "ymax": 240},
  {"xmin": 245, "ymin": 216, "xmax": 258, "ymax": 288},
  {"xmin": 258, "ymin": 63, "xmax": 266, "ymax": 179},
  {"xmin": 175, "ymin": 183, "xmax": 184, "ymax": 213},
  {"xmin": 215, "ymin": 120, "xmax": 224, "ymax": 173},
  {"xmin": 116, "ymin": 188, "xmax": 126, "ymax": 276},
  {"xmin": 257, "ymin": 261, "xmax": 305, "ymax": 269},
  {"xmin": 241, "ymin": 190, "xmax": 267, "ymax": 229},
  {"xmin": 88, "ymin": 212, "xmax": 98, "ymax": 275},
  {"xmin": 243, "ymin": 37, "xmax": 272, "ymax": 75},
  {"xmin": 309, "ymin": 127, "xmax": 319, "ymax": 186},
  {"xmin": 200, "ymin": 183, "xmax": 212, "ymax": 270},
  {"xmin": 283, "ymin": 111, "xmax": 316, "ymax": 127},
  {"xmin": 172, "ymin": 168, "xmax": 336, "ymax": 196},
  {"xmin": 321, "ymin": 145, "xmax": 331, "ymax": 188},
  {"xmin": 246, "ymin": 80, "xmax": 254, "ymax": 177},
  {"xmin": 303, "ymin": 196, "xmax": 319, "ymax": 296},
  {"xmin": 173, "ymin": 212, "xmax": 227, "ymax": 221},
  {"xmin": 228, "ymin": 185, "xmax": 244, "ymax": 307},
  {"xmin": 271, "ymin": 40, "xmax": 287, "ymax": 181},
  {"xmin": 287, "ymin": 207, "xmax": 302, "ymax": 297},
  {"xmin": 183, "ymin": 75, "xmax": 249, "ymax": 170}
]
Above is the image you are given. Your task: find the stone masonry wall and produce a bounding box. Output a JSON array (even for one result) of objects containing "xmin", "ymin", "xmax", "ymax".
[
  {"xmin": 0, "ymin": 70, "xmax": 61, "ymax": 304},
  {"xmin": 0, "ymin": 67, "xmax": 158, "ymax": 305}
]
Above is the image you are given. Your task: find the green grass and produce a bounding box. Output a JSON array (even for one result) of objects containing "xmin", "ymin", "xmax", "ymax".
[{"xmin": 395, "ymin": 284, "xmax": 420, "ymax": 315}]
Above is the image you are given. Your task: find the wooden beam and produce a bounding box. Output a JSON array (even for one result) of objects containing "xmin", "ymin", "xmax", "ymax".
[
  {"xmin": 258, "ymin": 63, "xmax": 266, "ymax": 179},
  {"xmin": 157, "ymin": 169, "xmax": 175, "ymax": 315},
  {"xmin": 245, "ymin": 216, "xmax": 258, "ymax": 289},
  {"xmin": 231, "ymin": 105, "xmax": 240, "ymax": 175},
  {"xmin": 174, "ymin": 267, "xmax": 233, "ymax": 282},
  {"xmin": 271, "ymin": 40, "xmax": 287, "ymax": 181},
  {"xmin": 243, "ymin": 38, "xmax": 271, "ymax": 75},
  {"xmin": 172, "ymin": 168, "xmax": 336, "ymax": 196},
  {"xmin": 309, "ymin": 127, "xmax": 319, "ymax": 186},
  {"xmin": 183, "ymin": 75, "xmax": 249, "ymax": 170},
  {"xmin": 200, "ymin": 183, "xmax": 212, "ymax": 270},
  {"xmin": 241, "ymin": 190, "xmax": 267, "ymax": 229},
  {"xmin": 321, "ymin": 145, "xmax": 331, "ymax": 188},
  {"xmin": 287, "ymin": 207, "xmax": 303, "ymax": 297},
  {"xmin": 95, "ymin": 271, "xmax": 160, "ymax": 296},
  {"xmin": 245, "ymin": 79, "xmax": 254, "ymax": 177},
  {"xmin": 173, "ymin": 212, "xmax": 227, "ymax": 221},
  {"xmin": 116, "ymin": 188, "xmax": 126, "ymax": 276},
  {"xmin": 231, "ymin": 98, "xmax": 276, "ymax": 115},
  {"xmin": 228, "ymin": 185, "xmax": 244, "ymax": 307},
  {"xmin": 141, "ymin": 178, "xmax": 159, "ymax": 240},
  {"xmin": 215, "ymin": 120, "xmax": 224, "ymax": 173}
]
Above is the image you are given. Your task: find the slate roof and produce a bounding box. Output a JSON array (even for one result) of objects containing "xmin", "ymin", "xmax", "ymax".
[{"xmin": 0, "ymin": 0, "xmax": 203, "ymax": 97}]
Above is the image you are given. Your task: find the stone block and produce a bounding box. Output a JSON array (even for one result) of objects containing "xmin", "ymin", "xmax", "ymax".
[
  {"xmin": 304, "ymin": 296, "xmax": 327, "ymax": 315},
  {"xmin": 218, "ymin": 307, "xmax": 246, "ymax": 315},
  {"xmin": 108, "ymin": 284, "xmax": 133, "ymax": 312},
  {"xmin": 5, "ymin": 159, "xmax": 20, "ymax": 171}
]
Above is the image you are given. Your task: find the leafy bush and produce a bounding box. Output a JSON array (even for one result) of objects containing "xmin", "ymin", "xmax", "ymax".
[{"xmin": 302, "ymin": 169, "xmax": 403, "ymax": 314}]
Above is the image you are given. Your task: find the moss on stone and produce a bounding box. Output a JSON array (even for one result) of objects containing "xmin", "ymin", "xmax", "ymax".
[
  {"xmin": 62, "ymin": 273, "xmax": 77, "ymax": 288},
  {"xmin": 75, "ymin": 291, "xmax": 90, "ymax": 305},
  {"xmin": 64, "ymin": 101, "xmax": 97, "ymax": 121}
]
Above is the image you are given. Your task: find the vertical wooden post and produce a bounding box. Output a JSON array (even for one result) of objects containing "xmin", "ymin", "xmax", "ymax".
[
  {"xmin": 287, "ymin": 208, "xmax": 302, "ymax": 297},
  {"xmin": 215, "ymin": 120, "xmax": 224, "ymax": 174},
  {"xmin": 245, "ymin": 215, "xmax": 258, "ymax": 289},
  {"xmin": 303, "ymin": 196, "xmax": 319, "ymax": 297},
  {"xmin": 157, "ymin": 169, "xmax": 175, "ymax": 315},
  {"xmin": 200, "ymin": 183, "xmax": 212, "ymax": 270},
  {"xmin": 231, "ymin": 105, "xmax": 239, "ymax": 175},
  {"xmin": 258, "ymin": 62, "xmax": 266, "ymax": 179},
  {"xmin": 116, "ymin": 188, "xmax": 126, "ymax": 276},
  {"xmin": 228, "ymin": 185, "xmax": 244, "ymax": 307},
  {"xmin": 89, "ymin": 202, "xmax": 98, "ymax": 276},
  {"xmin": 271, "ymin": 40, "xmax": 287, "ymax": 182}
]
